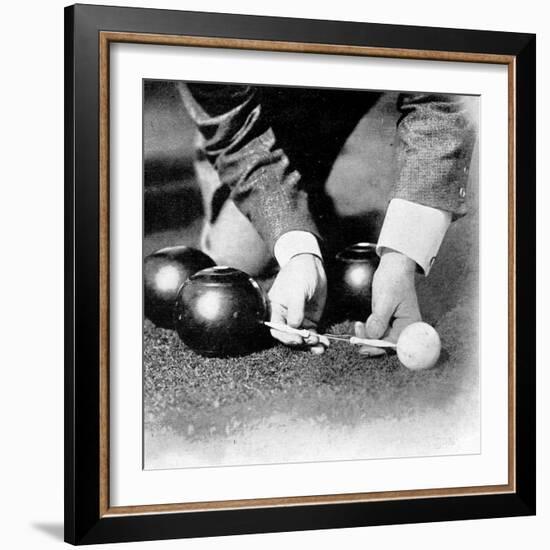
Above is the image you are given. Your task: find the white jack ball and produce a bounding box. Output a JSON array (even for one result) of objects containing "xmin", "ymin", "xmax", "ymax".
[{"xmin": 396, "ymin": 322, "xmax": 441, "ymax": 370}]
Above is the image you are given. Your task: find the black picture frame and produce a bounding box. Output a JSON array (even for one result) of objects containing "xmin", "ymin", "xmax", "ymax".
[{"xmin": 65, "ymin": 3, "xmax": 536, "ymax": 545}]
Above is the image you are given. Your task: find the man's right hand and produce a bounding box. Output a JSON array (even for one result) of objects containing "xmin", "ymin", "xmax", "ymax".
[{"xmin": 267, "ymin": 254, "xmax": 328, "ymax": 353}]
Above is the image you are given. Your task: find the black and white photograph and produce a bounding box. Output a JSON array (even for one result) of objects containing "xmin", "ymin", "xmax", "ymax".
[
  {"xmin": 58, "ymin": 2, "xmax": 537, "ymax": 546},
  {"xmin": 143, "ymin": 80, "xmax": 480, "ymax": 470}
]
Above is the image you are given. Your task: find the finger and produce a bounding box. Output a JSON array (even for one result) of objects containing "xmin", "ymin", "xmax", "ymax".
[
  {"xmin": 302, "ymin": 321, "xmax": 320, "ymax": 345},
  {"xmin": 387, "ymin": 298, "xmax": 422, "ymax": 342},
  {"xmin": 302, "ymin": 319, "xmax": 329, "ymax": 346},
  {"xmin": 306, "ymin": 329, "xmax": 329, "ymax": 353},
  {"xmin": 365, "ymin": 299, "xmax": 395, "ymax": 339},
  {"xmin": 304, "ymin": 333, "xmax": 320, "ymax": 346},
  {"xmin": 301, "ymin": 317, "xmax": 319, "ymax": 330},
  {"xmin": 366, "ymin": 312, "xmax": 393, "ymax": 339},
  {"xmin": 387, "ymin": 318, "xmax": 413, "ymax": 343},
  {"xmin": 354, "ymin": 321, "xmax": 366, "ymax": 339},
  {"xmin": 286, "ymin": 292, "xmax": 306, "ymax": 329},
  {"xmin": 310, "ymin": 344, "xmax": 326, "ymax": 355},
  {"xmin": 354, "ymin": 322, "xmax": 385, "ymax": 355},
  {"xmin": 307, "ymin": 284, "xmax": 327, "ymax": 325},
  {"xmin": 269, "ymin": 328, "xmax": 302, "ymax": 346},
  {"xmin": 269, "ymin": 303, "xmax": 302, "ymax": 346},
  {"xmin": 358, "ymin": 345, "xmax": 386, "ymax": 357},
  {"xmin": 317, "ymin": 334, "xmax": 330, "ymax": 347}
]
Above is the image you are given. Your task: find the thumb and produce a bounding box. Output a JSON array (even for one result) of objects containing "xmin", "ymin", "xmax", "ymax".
[
  {"xmin": 286, "ymin": 292, "xmax": 306, "ymax": 328},
  {"xmin": 365, "ymin": 299, "xmax": 394, "ymax": 339}
]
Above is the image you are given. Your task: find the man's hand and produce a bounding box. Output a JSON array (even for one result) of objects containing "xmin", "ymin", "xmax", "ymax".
[
  {"xmin": 268, "ymin": 254, "xmax": 328, "ymax": 354},
  {"xmin": 355, "ymin": 250, "xmax": 421, "ymax": 356}
]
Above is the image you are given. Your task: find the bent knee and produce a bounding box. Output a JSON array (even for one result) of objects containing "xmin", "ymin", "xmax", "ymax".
[{"xmin": 200, "ymin": 201, "xmax": 274, "ymax": 277}]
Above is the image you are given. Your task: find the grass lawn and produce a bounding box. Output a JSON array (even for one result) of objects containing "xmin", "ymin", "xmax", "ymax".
[{"xmin": 143, "ymin": 202, "xmax": 479, "ymax": 469}]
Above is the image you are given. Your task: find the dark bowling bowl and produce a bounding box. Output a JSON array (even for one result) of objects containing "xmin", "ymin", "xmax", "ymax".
[
  {"xmin": 144, "ymin": 246, "xmax": 215, "ymax": 329},
  {"xmin": 174, "ymin": 266, "xmax": 269, "ymax": 357},
  {"xmin": 331, "ymin": 242, "xmax": 380, "ymax": 321}
]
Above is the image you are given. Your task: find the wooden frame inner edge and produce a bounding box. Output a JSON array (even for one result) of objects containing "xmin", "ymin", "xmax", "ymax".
[
  {"xmin": 98, "ymin": 31, "xmax": 517, "ymax": 517},
  {"xmin": 99, "ymin": 30, "xmax": 111, "ymax": 517}
]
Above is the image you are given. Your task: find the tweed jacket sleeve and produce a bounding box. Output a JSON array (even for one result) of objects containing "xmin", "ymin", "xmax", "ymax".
[
  {"xmin": 179, "ymin": 84, "xmax": 476, "ymax": 253},
  {"xmin": 394, "ymin": 93, "xmax": 477, "ymax": 218},
  {"xmin": 178, "ymin": 82, "xmax": 320, "ymax": 252}
]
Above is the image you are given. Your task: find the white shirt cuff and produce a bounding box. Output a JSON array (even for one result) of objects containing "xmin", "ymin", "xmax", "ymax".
[
  {"xmin": 377, "ymin": 199, "xmax": 451, "ymax": 275},
  {"xmin": 274, "ymin": 231, "xmax": 323, "ymax": 267}
]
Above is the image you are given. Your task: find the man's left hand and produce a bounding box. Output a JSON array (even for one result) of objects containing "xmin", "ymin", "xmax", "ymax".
[{"xmin": 354, "ymin": 250, "xmax": 422, "ymax": 356}]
